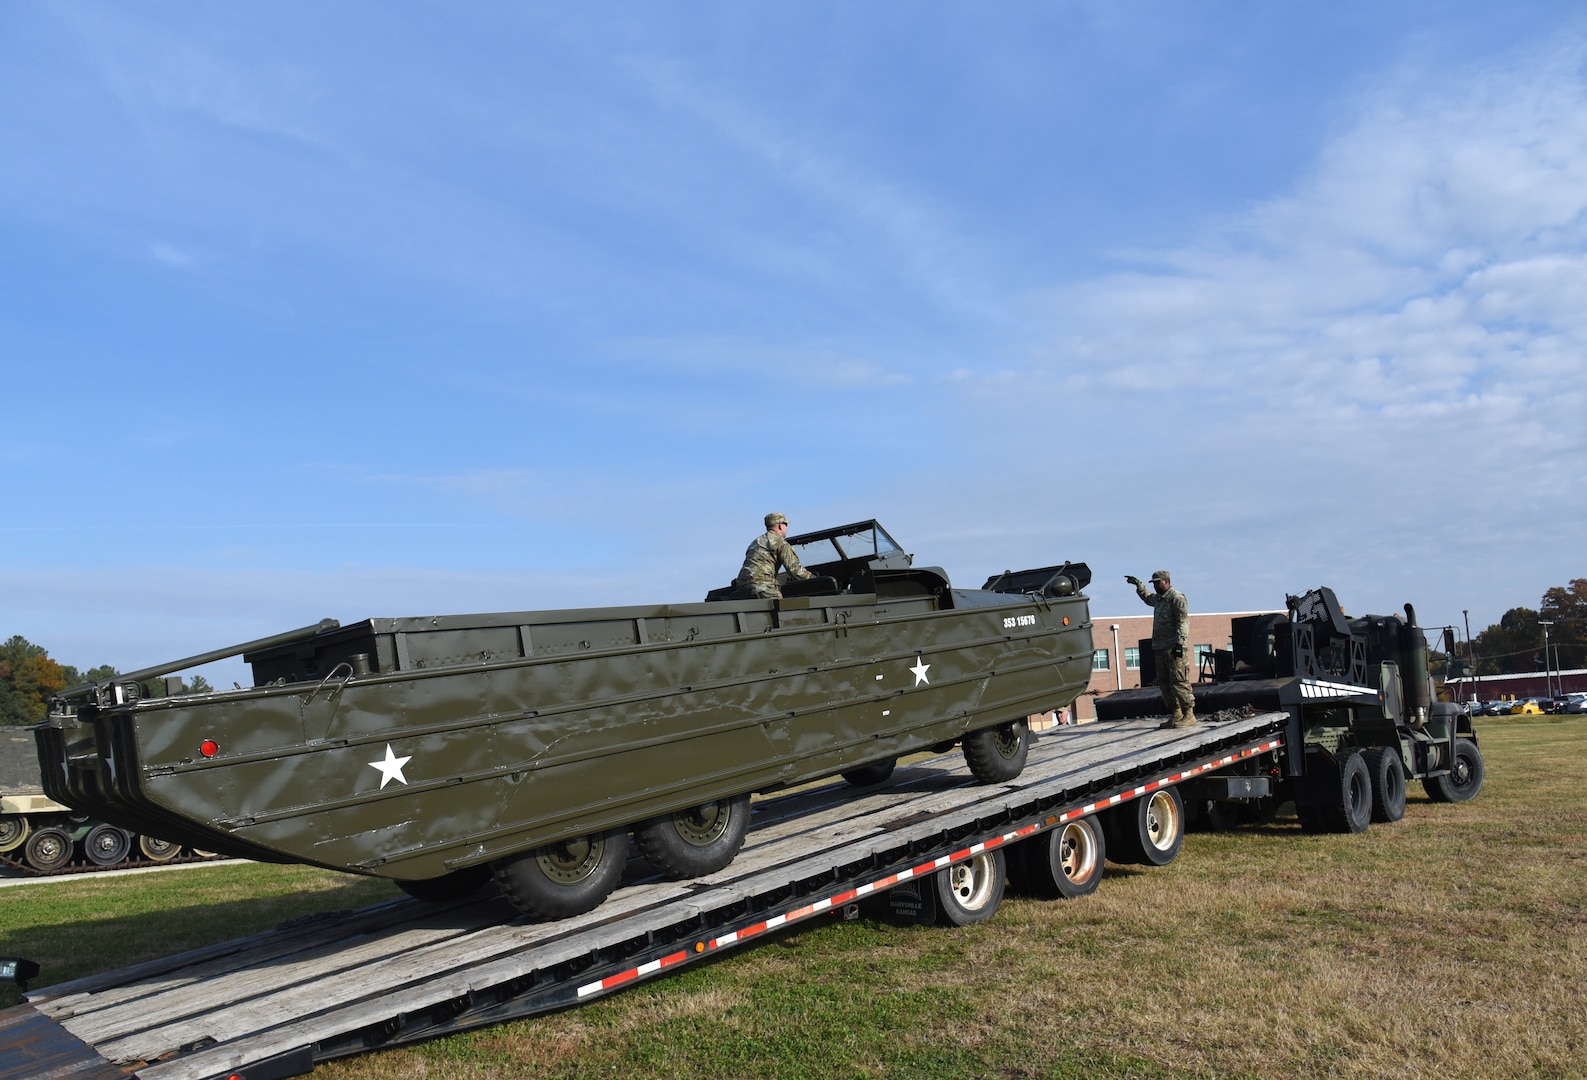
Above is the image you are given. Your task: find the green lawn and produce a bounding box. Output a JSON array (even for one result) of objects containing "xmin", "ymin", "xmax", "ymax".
[{"xmin": 3, "ymin": 718, "xmax": 1583, "ymax": 1079}]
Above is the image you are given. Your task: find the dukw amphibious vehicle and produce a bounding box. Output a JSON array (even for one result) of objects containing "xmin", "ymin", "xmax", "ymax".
[{"xmin": 39, "ymin": 521, "xmax": 1094, "ymax": 918}]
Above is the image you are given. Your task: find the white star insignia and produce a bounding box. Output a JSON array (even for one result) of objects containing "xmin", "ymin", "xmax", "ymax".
[
  {"xmin": 369, "ymin": 744, "xmax": 412, "ymax": 789},
  {"xmin": 909, "ymin": 656, "xmax": 931, "ymax": 686}
]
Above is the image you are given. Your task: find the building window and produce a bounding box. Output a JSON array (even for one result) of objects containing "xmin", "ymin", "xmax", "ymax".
[
  {"xmin": 1194, "ymin": 644, "xmax": 1213, "ymax": 667},
  {"xmin": 1092, "ymin": 648, "xmax": 1110, "ymax": 672},
  {"xmin": 1125, "ymin": 647, "xmax": 1140, "ymax": 670}
]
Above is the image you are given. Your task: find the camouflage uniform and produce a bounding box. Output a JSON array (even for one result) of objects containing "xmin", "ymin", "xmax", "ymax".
[
  {"xmin": 735, "ymin": 515, "xmax": 813, "ymax": 599},
  {"xmin": 1135, "ymin": 571, "xmax": 1195, "ymax": 726}
]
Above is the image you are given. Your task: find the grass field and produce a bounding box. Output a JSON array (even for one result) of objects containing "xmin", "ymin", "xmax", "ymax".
[{"xmin": 3, "ymin": 718, "xmax": 1584, "ymax": 1079}]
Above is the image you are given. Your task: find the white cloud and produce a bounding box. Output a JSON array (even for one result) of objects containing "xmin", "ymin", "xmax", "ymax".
[{"xmin": 150, "ymin": 241, "xmax": 196, "ymax": 266}]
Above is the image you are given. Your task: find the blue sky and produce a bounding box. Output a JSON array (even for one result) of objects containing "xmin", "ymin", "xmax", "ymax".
[{"xmin": 3, "ymin": 2, "xmax": 1585, "ymax": 683}]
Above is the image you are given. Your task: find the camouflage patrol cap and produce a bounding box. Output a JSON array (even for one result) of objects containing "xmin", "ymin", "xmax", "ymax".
[
  {"xmin": 765, "ymin": 512, "xmax": 789, "ymax": 529},
  {"xmin": 1150, "ymin": 569, "xmax": 1171, "ymax": 583}
]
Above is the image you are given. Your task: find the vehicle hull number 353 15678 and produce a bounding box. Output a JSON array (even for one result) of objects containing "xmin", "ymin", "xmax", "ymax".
[{"xmin": 1003, "ymin": 614, "xmax": 1037, "ymax": 629}]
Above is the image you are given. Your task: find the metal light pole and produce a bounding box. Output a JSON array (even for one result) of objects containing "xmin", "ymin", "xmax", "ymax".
[
  {"xmin": 1463, "ymin": 609, "xmax": 1476, "ymax": 705},
  {"xmin": 1539, "ymin": 620, "xmax": 1554, "ymax": 701}
]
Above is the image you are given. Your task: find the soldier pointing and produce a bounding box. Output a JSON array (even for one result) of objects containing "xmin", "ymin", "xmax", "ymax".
[
  {"xmin": 1126, "ymin": 569, "xmax": 1195, "ymax": 729},
  {"xmin": 735, "ymin": 512, "xmax": 815, "ymax": 599}
]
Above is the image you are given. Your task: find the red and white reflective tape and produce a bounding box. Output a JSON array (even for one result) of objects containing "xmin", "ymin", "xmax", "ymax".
[{"xmin": 576, "ymin": 735, "xmax": 1282, "ymax": 1000}]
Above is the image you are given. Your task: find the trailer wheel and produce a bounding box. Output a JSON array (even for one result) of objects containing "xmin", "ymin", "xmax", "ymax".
[
  {"xmin": 1362, "ymin": 747, "xmax": 1407, "ymax": 823},
  {"xmin": 1014, "ymin": 817, "xmax": 1106, "ymax": 899},
  {"xmin": 0, "ymin": 815, "xmax": 31, "ymax": 854},
  {"xmin": 636, "ymin": 793, "xmax": 751, "ymax": 878},
  {"xmin": 1192, "ymin": 800, "xmax": 1242, "ymax": 833},
  {"xmin": 492, "ymin": 828, "xmax": 629, "ymax": 920},
  {"xmin": 398, "ymin": 865, "xmax": 494, "ymax": 903},
  {"xmin": 933, "ymin": 849, "xmax": 1006, "ymax": 926},
  {"xmin": 1423, "ymin": 738, "xmax": 1484, "ymax": 803},
  {"xmin": 138, "ymin": 835, "xmax": 181, "ymax": 862},
  {"xmin": 962, "ymin": 719, "xmax": 1030, "ymax": 783},
  {"xmin": 84, "ymin": 824, "xmax": 132, "ymax": 867},
  {"xmin": 842, "ymin": 759, "xmax": 896, "ymax": 787},
  {"xmin": 1322, "ymin": 750, "xmax": 1372, "ymax": 834},
  {"xmin": 23, "ymin": 826, "xmax": 74, "ymax": 873},
  {"xmin": 1109, "ymin": 787, "xmax": 1184, "ymax": 866}
]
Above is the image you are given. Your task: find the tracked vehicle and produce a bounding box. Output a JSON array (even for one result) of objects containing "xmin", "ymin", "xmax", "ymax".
[
  {"xmin": 1, "ymin": 731, "xmax": 216, "ymax": 875},
  {"xmin": 1096, "ymin": 586, "xmax": 1483, "ymax": 831},
  {"xmin": 37, "ymin": 520, "xmax": 1094, "ymax": 918}
]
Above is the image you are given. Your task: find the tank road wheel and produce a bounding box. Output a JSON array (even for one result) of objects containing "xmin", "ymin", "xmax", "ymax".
[
  {"xmin": 84, "ymin": 824, "xmax": 132, "ymax": 867},
  {"xmin": 962, "ymin": 718, "xmax": 1031, "ymax": 784},
  {"xmin": 933, "ymin": 849, "xmax": 1007, "ymax": 926},
  {"xmin": 1319, "ymin": 750, "xmax": 1373, "ymax": 834},
  {"xmin": 138, "ymin": 835, "xmax": 181, "ymax": 862},
  {"xmin": 0, "ymin": 815, "xmax": 31, "ymax": 854},
  {"xmin": 397, "ymin": 865, "xmax": 494, "ymax": 904},
  {"xmin": 493, "ymin": 829, "xmax": 630, "ymax": 920},
  {"xmin": 637, "ymin": 793, "xmax": 751, "ymax": 879},
  {"xmin": 842, "ymin": 758, "xmax": 897, "ymax": 788},
  {"xmin": 1109, "ymin": 787, "xmax": 1185, "ymax": 866},
  {"xmin": 1362, "ymin": 747, "xmax": 1407, "ymax": 823},
  {"xmin": 23, "ymin": 826, "xmax": 74, "ymax": 873},
  {"xmin": 1424, "ymin": 738, "xmax": 1485, "ymax": 803},
  {"xmin": 1014, "ymin": 817, "xmax": 1106, "ymax": 900}
]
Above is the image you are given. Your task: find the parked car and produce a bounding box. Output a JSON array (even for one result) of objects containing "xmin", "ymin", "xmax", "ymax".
[
  {"xmin": 1510, "ymin": 698, "xmax": 1545, "ymax": 715},
  {"xmin": 1562, "ymin": 693, "xmax": 1587, "ymax": 715},
  {"xmin": 1482, "ymin": 700, "xmax": 1514, "ymax": 716}
]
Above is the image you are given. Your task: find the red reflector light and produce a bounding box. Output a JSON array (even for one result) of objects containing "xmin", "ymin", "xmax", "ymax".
[{"xmin": 200, "ymin": 740, "xmax": 219, "ymax": 758}]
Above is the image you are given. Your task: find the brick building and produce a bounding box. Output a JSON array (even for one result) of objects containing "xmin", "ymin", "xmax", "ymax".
[{"xmin": 1074, "ymin": 608, "xmax": 1283, "ymax": 721}]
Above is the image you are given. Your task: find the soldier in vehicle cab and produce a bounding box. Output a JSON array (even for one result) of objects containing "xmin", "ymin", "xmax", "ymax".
[{"xmin": 735, "ymin": 512, "xmax": 814, "ymax": 599}]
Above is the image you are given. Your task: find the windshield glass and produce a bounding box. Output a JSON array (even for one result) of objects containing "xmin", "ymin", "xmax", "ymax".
[{"xmin": 790, "ymin": 537, "xmax": 843, "ymax": 565}]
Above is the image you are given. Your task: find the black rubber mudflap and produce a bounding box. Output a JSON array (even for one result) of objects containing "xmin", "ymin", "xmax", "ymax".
[{"xmin": 0, "ymin": 1002, "xmax": 131, "ymax": 1079}]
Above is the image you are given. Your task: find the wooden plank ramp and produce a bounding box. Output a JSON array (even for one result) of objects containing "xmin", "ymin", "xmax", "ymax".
[{"xmin": 1, "ymin": 713, "xmax": 1289, "ymax": 1080}]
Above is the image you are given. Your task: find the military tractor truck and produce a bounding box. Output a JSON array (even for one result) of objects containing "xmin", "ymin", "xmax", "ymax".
[{"xmin": 1095, "ymin": 586, "xmax": 1484, "ymax": 833}]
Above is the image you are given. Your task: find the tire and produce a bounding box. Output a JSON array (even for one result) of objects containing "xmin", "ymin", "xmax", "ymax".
[
  {"xmin": 1362, "ymin": 747, "xmax": 1407, "ymax": 823},
  {"xmin": 84, "ymin": 824, "xmax": 132, "ymax": 867},
  {"xmin": 397, "ymin": 865, "xmax": 494, "ymax": 903},
  {"xmin": 492, "ymin": 828, "xmax": 630, "ymax": 921},
  {"xmin": 1192, "ymin": 800, "xmax": 1243, "ymax": 833},
  {"xmin": 1424, "ymin": 738, "xmax": 1485, "ymax": 803},
  {"xmin": 1108, "ymin": 787, "xmax": 1185, "ymax": 866},
  {"xmin": 23, "ymin": 826, "xmax": 74, "ymax": 872},
  {"xmin": 933, "ymin": 849, "xmax": 1006, "ymax": 926},
  {"xmin": 842, "ymin": 759, "xmax": 896, "ymax": 787},
  {"xmin": 1321, "ymin": 750, "xmax": 1372, "ymax": 834},
  {"xmin": 138, "ymin": 835, "xmax": 181, "ymax": 862},
  {"xmin": 636, "ymin": 793, "xmax": 751, "ymax": 879},
  {"xmin": 1014, "ymin": 817, "xmax": 1105, "ymax": 899},
  {"xmin": 962, "ymin": 719, "xmax": 1031, "ymax": 784},
  {"xmin": 0, "ymin": 815, "xmax": 31, "ymax": 854}
]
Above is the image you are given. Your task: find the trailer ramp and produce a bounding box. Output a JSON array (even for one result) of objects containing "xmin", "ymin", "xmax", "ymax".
[{"xmin": 1, "ymin": 711, "xmax": 1288, "ymax": 1080}]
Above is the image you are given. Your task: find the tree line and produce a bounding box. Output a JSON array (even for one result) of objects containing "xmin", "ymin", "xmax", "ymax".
[
  {"xmin": 1464, "ymin": 578, "xmax": 1587, "ymax": 677},
  {"xmin": 0, "ymin": 635, "xmax": 210, "ymax": 727}
]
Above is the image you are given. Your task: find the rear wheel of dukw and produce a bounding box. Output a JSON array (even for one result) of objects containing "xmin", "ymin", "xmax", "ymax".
[
  {"xmin": 637, "ymin": 793, "xmax": 751, "ymax": 878},
  {"xmin": 493, "ymin": 829, "xmax": 629, "ymax": 920},
  {"xmin": 933, "ymin": 849, "xmax": 1006, "ymax": 926},
  {"xmin": 962, "ymin": 718, "xmax": 1031, "ymax": 783},
  {"xmin": 398, "ymin": 865, "xmax": 494, "ymax": 903}
]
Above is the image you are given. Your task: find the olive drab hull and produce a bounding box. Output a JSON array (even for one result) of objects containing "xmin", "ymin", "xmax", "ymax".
[{"xmin": 38, "ymin": 522, "xmax": 1094, "ymax": 891}]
